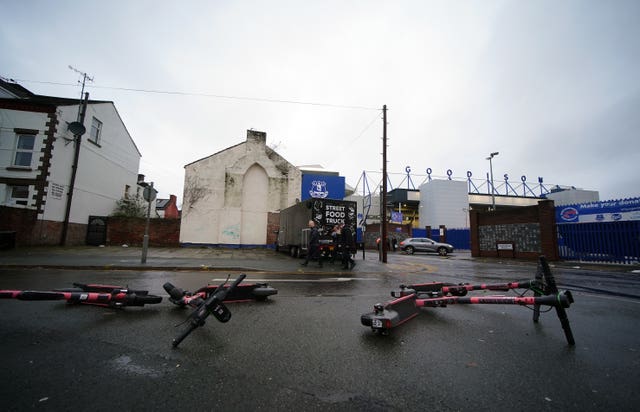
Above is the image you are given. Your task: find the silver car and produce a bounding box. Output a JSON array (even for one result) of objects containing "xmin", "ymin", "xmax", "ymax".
[{"xmin": 399, "ymin": 237, "xmax": 454, "ymax": 256}]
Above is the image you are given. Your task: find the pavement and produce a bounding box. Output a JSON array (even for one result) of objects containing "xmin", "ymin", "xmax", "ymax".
[
  {"xmin": 1, "ymin": 245, "xmax": 637, "ymax": 274},
  {"xmin": 0, "ymin": 245, "xmax": 398, "ymax": 273}
]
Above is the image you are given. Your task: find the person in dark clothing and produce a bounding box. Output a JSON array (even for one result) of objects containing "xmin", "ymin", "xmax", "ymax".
[
  {"xmin": 340, "ymin": 223, "xmax": 356, "ymax": 270},
  {"xmin": 329, "ymin": 224, "xmax": 340, "ymax": 264},
  {"xmin": 301, "ymin": 220, "xmax": 322, "ymax": 267}
]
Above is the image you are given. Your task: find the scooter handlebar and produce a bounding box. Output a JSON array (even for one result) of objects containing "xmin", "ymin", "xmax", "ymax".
[
  {"xmin": 213, "ymin": 274, "xmax": 247, "ymax": 301},
  {"xmin": 172, "ymin": 321, "xmax": 200, "ymax": 348},
  {"xmin": 171, "ymin": 273, "xmax": 246, "ymax": 348}
]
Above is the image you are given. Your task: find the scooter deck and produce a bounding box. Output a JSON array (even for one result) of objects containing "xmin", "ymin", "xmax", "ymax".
[
  {"xmin": 56, "ymin": 283, "xmax": 150, "ymax": 295},
  {"xmin": 193, "ymin": 283, "xmax": 278, "ymax": 302},
  {"xmin": 360, "ymin": 293, "xmax": 420, "ymax": 335},
  {"xmin": 390, "ymin": 282, "xmax": 468, "ymax": 299},
  {"xmin": 164, "ymin": 282, "xmax": 278, "ymax": 307}
]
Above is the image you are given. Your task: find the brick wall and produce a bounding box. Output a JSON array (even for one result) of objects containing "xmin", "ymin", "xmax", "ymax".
[
  {"xmin": 266, "ymin": 212, "xmax": 279, "ymax": 247},
  {"xmin": 106, "ymin": 217, "xmax": 180, "ymax": 247},
  {"xmin": 0, "ymin": 206, "xmax": 38, "ymax": 245},
  {"xmin": 470, "ymin": 200, "xmax": 558, "ymax": 260},
  {"xmin": 63, "ymin": 222, "xmax": 88, "ymax": 246},
  {"xmin": 35, "ymin": 220, "xmax": 67, "ymax": 245},
  {"xmin": 1, "ymin": 207, "xmax": 181, "ymax": 247}
]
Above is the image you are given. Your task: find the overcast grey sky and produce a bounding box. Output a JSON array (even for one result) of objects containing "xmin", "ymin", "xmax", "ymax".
[{"xmin": 2, "ymin": 0, "xmax": 639, "ymax": 205}]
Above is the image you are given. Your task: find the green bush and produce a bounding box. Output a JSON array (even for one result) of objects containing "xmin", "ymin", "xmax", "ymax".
[{"xmin": 111, "ymin": 196, "xmax": 147, "ymax": 218}]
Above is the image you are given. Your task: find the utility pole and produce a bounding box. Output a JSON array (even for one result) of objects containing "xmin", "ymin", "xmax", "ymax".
[
  {"xmin": 60, "ymin": 91, "xmax": 89, "ymax": 245},
  {"xmin": 380, "ymin": 105, "xmax": 388, "ymax": 263},
  {"xmin": 60, "ymin": 67, "xmax": 93, "ymax": 245},
  {"xmin": 141, "ymin": 182, "xmax": 155, "ymax": 264}
]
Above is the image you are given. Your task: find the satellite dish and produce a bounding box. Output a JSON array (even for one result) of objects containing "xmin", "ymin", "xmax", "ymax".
[{"xmin": 67, "ymin": 121, "xmax": 86, "ymax": 136}]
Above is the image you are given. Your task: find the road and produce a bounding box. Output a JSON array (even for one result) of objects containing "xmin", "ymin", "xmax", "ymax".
[{"xmin": 1, "ymin": 254, "xmax": 639, "ymax": 411}]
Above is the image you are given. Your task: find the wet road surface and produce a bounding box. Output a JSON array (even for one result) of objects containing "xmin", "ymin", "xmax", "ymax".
[{"xmin": 1, "ymin": 253, "xmax": 639, "ymax": 411}]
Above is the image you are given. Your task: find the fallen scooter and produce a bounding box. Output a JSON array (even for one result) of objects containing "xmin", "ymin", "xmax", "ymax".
[
  {"xmin": 0, "ymin": 282, "xmax": 162, "ymax": 308},
  {"xmin": 361, "ymin": 256, "xmax": 575, "ymax": 345},
  {"xmin": 163, "ymin": 279, "xmax": 277, "ymax": 306},
  {"xmin": 164, "ymin": 273, "xmax": 272, "ymax": 347}
]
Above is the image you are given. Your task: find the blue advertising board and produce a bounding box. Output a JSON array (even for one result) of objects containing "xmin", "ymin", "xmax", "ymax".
[
  {"xmin": 301, "ymin": 174, "xmax": 345, "ymax": 201},
  {"xmin": 556, "ymin": 197, "xmax": 640, "ymax": 223}
]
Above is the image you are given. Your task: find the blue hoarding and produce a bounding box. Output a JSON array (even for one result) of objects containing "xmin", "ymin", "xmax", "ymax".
[{"xmin": 301, "ymin": 174, "xmax": 345, "ymax": 201}]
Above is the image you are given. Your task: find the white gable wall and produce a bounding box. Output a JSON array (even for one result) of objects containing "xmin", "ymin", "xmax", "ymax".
[
  {"xmin": 180, "ymin": 143, "xmax": 243, "ymax": 244},
  {"xmin": 180, "ymin": 131, "xmax": 301, "ymax": 246},
  {"xmin": 43, "ymin": 103, "xmax": 141, "ymax": 224}
]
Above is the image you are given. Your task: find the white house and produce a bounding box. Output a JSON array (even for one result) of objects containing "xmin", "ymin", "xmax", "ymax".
[
  {"xmin": 0, "ymin": 78, "xmax": 142, "ymax": 245},
  {"xmin": 180, "ymin": 130, "xmax": 301, "ymax": 247}
]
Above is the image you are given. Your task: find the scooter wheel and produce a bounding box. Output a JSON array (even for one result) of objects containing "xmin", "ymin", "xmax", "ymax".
[{"xmin": 252, "ymin": 287, "xmax": 277, "ymax": 301}]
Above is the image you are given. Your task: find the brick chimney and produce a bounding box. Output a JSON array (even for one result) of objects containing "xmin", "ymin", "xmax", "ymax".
[
  {"xmin": 247, "ymin": 129, "xmax": 266, "ymax": 145},
  {"xmin": 164, "ymin": 194, "xmax": 179, "ymax": 219}
]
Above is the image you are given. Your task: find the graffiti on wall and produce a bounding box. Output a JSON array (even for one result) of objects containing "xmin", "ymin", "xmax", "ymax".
[{"xmin": 222, "ymin": 223, "xmax": 240, "ymax": 242}]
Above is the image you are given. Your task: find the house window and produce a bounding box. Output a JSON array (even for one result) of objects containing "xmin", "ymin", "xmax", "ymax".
[
  {"xmin": 13, "ymin": 134, "xmax": 36, "ymax": 168},
  {"xmin": 124, "ymin": 184, "xmax": 131, "ymax": 199},
  {"xmin": 90, "ymin": 117, "xmax": 102, "ymax": 145},
  {"xmin": 9, "ymin": 185, "xmax": 30, "ymax": 206}
]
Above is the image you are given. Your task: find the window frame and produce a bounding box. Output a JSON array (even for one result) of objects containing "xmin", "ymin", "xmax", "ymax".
[
  {"xmin": 89, "ymin": 116, "xmax": 103, "ymax": 145},
  {"xmin": 12, "ymin": 133, "xmax": 36, "ymax": 168},
  {"xmin": 8, "ymin": 184, "xmax": 30, "ymax": 206}
]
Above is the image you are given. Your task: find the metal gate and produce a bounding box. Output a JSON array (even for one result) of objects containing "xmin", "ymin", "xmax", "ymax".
[
  {"xmin": 557, "ymin": 220, "xmax": 640, "ymax": 265},
  {"xmin": 86, "ymin": 215, "xmax": 107, "ymax": 246}
]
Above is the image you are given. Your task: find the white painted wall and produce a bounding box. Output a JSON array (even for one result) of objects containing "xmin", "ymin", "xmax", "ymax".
[
  {"xmin": 1, "ymin": 102, "xmax": 141, "ymax": 225},
  {"xmin": 41, "ymin": 103, "xmax": 141, "ymax": 224},
  {"xmin": 0, "ymin": 108, "xmax": 48, "ymax": 208},
  {"xmin": 68, "ymin": 103, "xmax": 140, "ymax": 223},
  {"xmin": 180, "ymin": 144, "xmax": 244, "ymax": 245},
  {"xmin": 419, "ymin": 179, "xmax": 469, "ymax": 229},
  {"xmin": 41, "ymin": 106, "xmax": 75, "ymax": 220},
  {"xmin": 180, "ymin": 131, "xmax": 301, "ymax": 246},
  {"xmin": 241, "ymin": 164, "xmax": 269, "ymax": 245},
  {"xmin": 546, "ymin": 188, "xmax": 600, "ymax": 206}
]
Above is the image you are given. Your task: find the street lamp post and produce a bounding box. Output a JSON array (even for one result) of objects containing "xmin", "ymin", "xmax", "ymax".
[
  {"xmin": 486, "ymin": 152, "xmax": 499, "ymax": 210},
  {"xmin": 140, "ymin": 181, "xmax": 156, "ymax": 264}
]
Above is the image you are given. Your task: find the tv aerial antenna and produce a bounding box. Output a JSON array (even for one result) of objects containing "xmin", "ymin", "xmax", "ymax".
[{"xmin": 68, "ymin": 65, "xmax": 93, "ymax": 121}]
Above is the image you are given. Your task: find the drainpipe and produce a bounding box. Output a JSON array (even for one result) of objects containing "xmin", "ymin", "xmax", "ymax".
[{"xmin": 60, "ymin": 92, "xmax": 88, "ymax": 245}]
